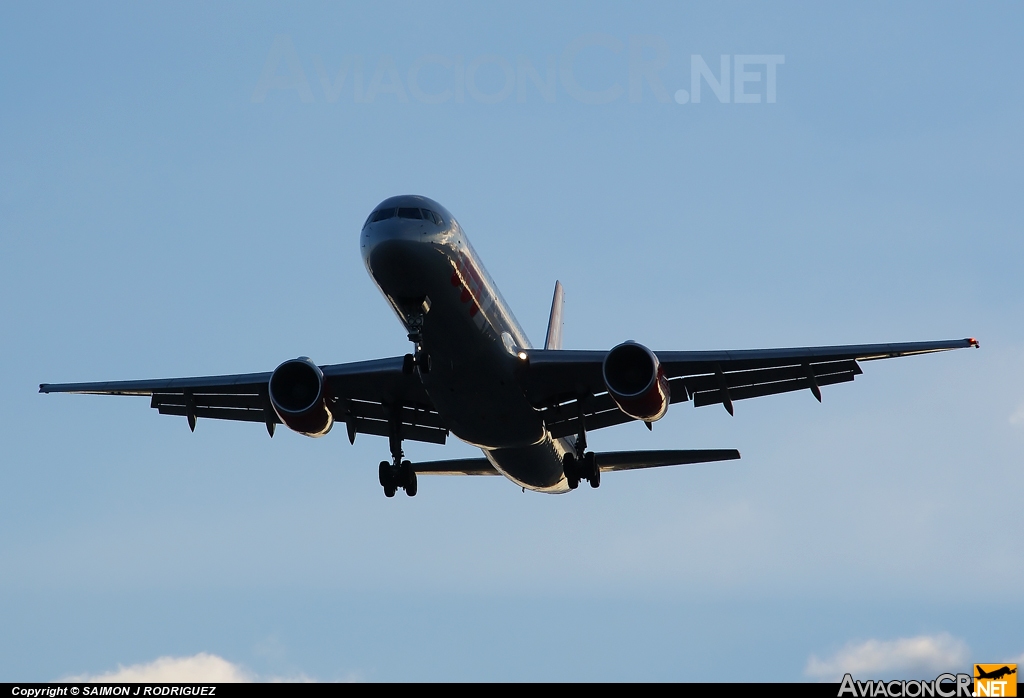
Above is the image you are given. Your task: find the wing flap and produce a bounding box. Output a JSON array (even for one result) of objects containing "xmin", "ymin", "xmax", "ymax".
[
  {"xmin": 152, "ymin": 392, "xmax": 267, "ymax": 410},
  {"xmin": 543, "ymin": 391, "xmax": 626, "ymax": 438},
  {"xmin": 547, "ymin": 410, "xmax": 628, "ymax": 439},
  {"xmin": 346, "ymin": 416, "xmax": 448, "ymax": 445},
  {"xmin": 691, "ymin": 371, "xmax": 856, "ymax": 407},
  {"xmin": 344, "ymin": 399, "xmax": 447, "ymax": 429},
  {"xmin": 158, "ymin": 404, "xmax": 271, "ymax": 424},
  {"xmin": 680, "ymin": 359, "xmax": 861, "ymax": 394}
]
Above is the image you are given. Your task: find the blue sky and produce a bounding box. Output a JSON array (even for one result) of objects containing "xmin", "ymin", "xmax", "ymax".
[{"xmin": 1, "ymin": 1, "xmax": 1021, "ymax": 682}]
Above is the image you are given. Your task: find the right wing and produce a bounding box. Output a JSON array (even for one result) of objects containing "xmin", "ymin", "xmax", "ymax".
[
  {"xmin": 39, "ymin": 357, "xmax": 449, "ymax": 445},
  {"xmin": 522, "ymin": 338, "xmax": 978, "ymax": 438}
]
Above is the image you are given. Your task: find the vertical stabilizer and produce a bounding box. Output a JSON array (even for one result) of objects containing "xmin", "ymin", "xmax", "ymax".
[{"xmin": 544, "ymin": 281, "xmax": 564, "ymax": 350}]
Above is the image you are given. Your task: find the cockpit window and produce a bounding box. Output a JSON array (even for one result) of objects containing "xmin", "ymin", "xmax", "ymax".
[{"xmin": 366, "ymin": 206, "xmax": 443, "ymax": 226}]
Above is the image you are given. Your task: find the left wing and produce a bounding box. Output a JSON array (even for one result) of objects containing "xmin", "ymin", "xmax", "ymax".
[
  {"xmin": 522, "ymin": 338, "xmax": 979, "ymax": 438},
  {"xmin": 39, "ymin": 357, "xmax": 449, "ymax": 445}
]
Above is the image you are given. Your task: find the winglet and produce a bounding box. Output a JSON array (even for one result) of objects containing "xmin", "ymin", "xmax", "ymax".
[
  {"xmin": 544, "ymin": 281, "xmax": 564, "ymax": 350},
  {"xmin": 968, "ymin": 337, "xmax": 980, "ymax": 348}
]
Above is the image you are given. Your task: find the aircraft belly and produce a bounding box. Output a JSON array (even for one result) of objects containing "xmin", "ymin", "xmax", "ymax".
[
  {"xmin": 420, "ymin": 301, "xmax": 544, "ymax": 449},
  {"xmin": 368, "ymin": 238, "xmax": 544, "ymax": 449},
  {"xmin": 485, "ymin": 438, "xmax": 572, "ymax": 492}
]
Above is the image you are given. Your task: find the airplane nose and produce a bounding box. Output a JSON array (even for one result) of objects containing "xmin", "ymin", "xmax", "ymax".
[
  {"xmin": 360, "ymin": 215, "xmax": 397, "ymax": 252},
  {"xmin": 360, "ymin": 199, "xmax": 457, "ymax": 286},
  {"xmin": 360, "ymin": 208, "xmax": 451, "ymax": 259},
  {"xmin": 361, "ymin": 218, "xmax": 442, "ymax": 297}
]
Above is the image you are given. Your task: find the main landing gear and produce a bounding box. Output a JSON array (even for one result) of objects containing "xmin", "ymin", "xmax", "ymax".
[
  {"xmin": 379, "ymin": 414, "xmax": 417, "ymax": 497},
  {"xmin": 563, "ymin": 428, "xmax": 600, "ymax": 490},
  {"xmin": 379, "ymin": 458, "xmax": 417, "ymax": 498},
  {"xmin": 563, "ymin": 451, "xmax": 600, "ymax": 489}
]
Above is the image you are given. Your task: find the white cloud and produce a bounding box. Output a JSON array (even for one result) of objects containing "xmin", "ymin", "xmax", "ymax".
[
  {"xmin": 805, "ymin": 633, "xmax": 970, "ymax": 681},
  {"xmin": 1010, "ymin": 404, "xmax": 1024, "ymax": 427},
  {"xmin": 63, "ymin": 652, "xmax": 319, "ymax": 683},
  {"xmin": 64, "ymin": 653, "xmax": 255, "ymax": 683}
]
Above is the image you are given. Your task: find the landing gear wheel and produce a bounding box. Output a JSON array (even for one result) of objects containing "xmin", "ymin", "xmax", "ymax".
[
  {"xmin": 403, "ymin": 352, "xmax": 430, "ymax": 375},
  {"xmin": 563, "ymin": 453, "xmax": 579, "ymax": 490},
  {"xmin": 379, "ymin": 460, "xmax": 397, "ymax": 497},
  {"xmin": 585, "ymin": 451, "xmax": 600, "ymax": 488},
  {"xmin": 401, "ymin": 460, "xmax": 418, "ymax": 497}
]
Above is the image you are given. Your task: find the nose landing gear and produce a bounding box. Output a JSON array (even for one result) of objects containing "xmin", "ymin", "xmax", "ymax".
[
  {"xmin": 402, "ymin": 351, "xmax": 430, "ymax": 375},
  {"xmin": 401, "ymin": 311, "xmax": 430, "ymax": 375}
]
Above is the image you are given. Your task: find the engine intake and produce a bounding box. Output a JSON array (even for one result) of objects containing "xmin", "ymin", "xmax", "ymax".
[
  {"xmin": 602, "ymin": 341, "xmax": 670, "ymax": 422},
  {"xmin": 269, "ymin": 357, "xmax": 334, "ymax": 437}
]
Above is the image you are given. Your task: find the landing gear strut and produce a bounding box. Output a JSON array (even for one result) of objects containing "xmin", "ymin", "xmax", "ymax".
[
  {"xmin": 402, "ymin": 351, "xmax": 430, "ymax": 375},
  {"xmin": 563, "ymin": 426, "xmax": 600, "ymax": 490},
  {"xmin": 401, "ymin": 314, "xmax": 430, "ymax": 375},
  {"xmin": 379, "ymin": 411, "xmax": 417, "ymax": 497}
]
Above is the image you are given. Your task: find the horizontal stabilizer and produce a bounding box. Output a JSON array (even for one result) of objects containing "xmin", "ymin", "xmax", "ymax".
[
  {"xmin": 596, "ymin": 449, "xmax": 740, "ymax": 472},
  {"xmin": 413, "ymin": 458, "xmax": 500, "ymax": 475},
  {"xmin": 413, "ymin": 448, "xmax": 740, "ymax": 476}
]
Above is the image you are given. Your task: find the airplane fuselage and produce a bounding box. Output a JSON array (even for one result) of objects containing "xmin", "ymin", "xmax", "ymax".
[{"xmin": 361, "ymin": 195, "xmax": 573, "ymax": 492}]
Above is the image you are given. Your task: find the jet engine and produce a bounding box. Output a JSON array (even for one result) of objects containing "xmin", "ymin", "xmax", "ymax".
[
  {"xmin": 602, "ymin": 341, "xmax": 670, "ymax": 422},
  {"xmin": 268, "ymin": 357, "xmax": 334, "ymax": 437}
]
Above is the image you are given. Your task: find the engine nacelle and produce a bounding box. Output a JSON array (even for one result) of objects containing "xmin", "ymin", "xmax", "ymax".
[
  {"xmin": 268, "ymin": 357, "xmax": 334, "ymax": 437},
  {"xmin": 602, "ymin": 341, "xmax": 670, "ymax": 422}
]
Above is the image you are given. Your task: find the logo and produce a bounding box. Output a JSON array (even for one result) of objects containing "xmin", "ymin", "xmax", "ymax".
[
  {"xmin": 974, "ymin": 664, "xmax": 1017, "ymax": 697},
  {"xmin": 839, "ymin": 673, "xmax": 971, "ymax": 697}
]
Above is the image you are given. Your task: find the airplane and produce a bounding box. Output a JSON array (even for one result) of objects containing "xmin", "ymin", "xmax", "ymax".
[
  {"xmin": 976, "ymin": 666, "xmax": 1017, "ymax": 681},
  {"xmin": 39, "ymin": 195, "xmax": 979, "ymax": 497}
]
